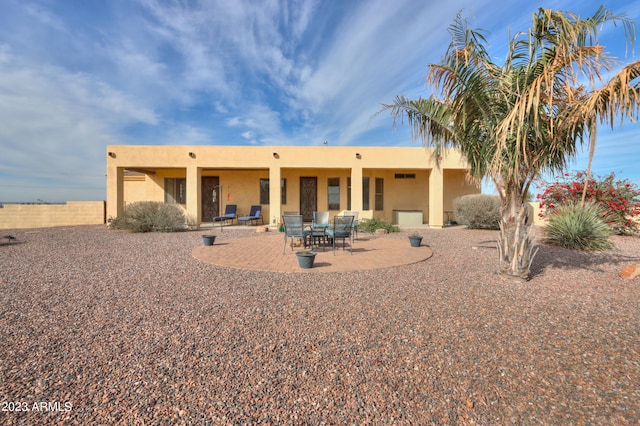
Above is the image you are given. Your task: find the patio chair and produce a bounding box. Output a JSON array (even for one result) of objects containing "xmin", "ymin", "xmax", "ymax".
[
  {"xmin": 283, "ymin": 214, "xmax": 307, "ymax": 254},
  {"xmin": 326, "ymin": 215, "xmax": 354, "ymax": 255},
  {"xmin": 344, "ymin": 211, "xmax": 359, "ymax": 239},
  {"xmin": 308, "ymin": 211, "xmax": 330, "ymax": 251},
  {"xmin": 238, "ymin": 205, "xmax": 263, "ymax": 225},
  {"xmin": 282, "ymin": 211, "xmax": 299, "ymax": 225},
  {"xmin": 213, "ymin": 204, "xmax": 237, "ymax": 230},
  {"xmin": 313, "ymin": 211, "xmax": 330, "ymax": 228}
]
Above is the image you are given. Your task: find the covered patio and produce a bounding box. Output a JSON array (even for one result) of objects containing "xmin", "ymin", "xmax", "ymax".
[{"xmin": 106, "ymin": 145, "xmax": 480, "ymax": 229}]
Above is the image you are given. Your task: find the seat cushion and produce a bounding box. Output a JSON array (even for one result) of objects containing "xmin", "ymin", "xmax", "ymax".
[{"xmin": 326, "ymin": 230, "xmax": 350, "ymax": 238}]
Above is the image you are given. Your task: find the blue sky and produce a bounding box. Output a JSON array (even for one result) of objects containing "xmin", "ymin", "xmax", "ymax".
[{"xmin": 0, "ymin": 0, "xmax": 638, "ymax": 203}]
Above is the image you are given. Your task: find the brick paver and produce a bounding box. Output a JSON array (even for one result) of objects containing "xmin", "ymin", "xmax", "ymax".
[{"xmin": 192, "ymin": 232, "xmax": 433, "ymax": 273}]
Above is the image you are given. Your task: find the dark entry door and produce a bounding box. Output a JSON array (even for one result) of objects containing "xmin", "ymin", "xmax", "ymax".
[
  {"xmin": 300, "ymin": 177, "xmax": 317, "ymax": 222},
  {"xmin": 202, "ymin": 177, "xmax": 220, "ymax": 221}
]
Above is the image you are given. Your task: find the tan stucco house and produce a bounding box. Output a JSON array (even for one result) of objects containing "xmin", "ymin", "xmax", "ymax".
[{"xmin": 106, "ymin": 145, "xmax": 479, "ymax": 228}]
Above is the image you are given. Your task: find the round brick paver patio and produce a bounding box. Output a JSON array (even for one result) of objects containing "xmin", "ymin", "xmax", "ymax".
[{"xmin": 192, "ymin": 232, "xmax": 433, "ymax": 273}]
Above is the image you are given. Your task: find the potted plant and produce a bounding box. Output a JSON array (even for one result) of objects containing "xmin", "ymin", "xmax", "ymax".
[
  {"xmin": 201, "ymin": 234, "xmax": 216, "ymax": 246},
  {"xmin": 408, "ymin": 231, "xmax": 423, "ymax": 247},
  {"xmin": 296, "ymin": 250, "xmax": 317, "ymax": 268}
]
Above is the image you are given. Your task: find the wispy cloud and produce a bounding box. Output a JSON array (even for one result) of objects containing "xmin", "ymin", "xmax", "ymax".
[{"xmin": 0, "ymin": 0, "xmax": 637, "ymax": 202}]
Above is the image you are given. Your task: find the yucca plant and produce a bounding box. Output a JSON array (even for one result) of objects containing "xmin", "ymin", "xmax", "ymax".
[{"xmin": 543, "ymin": 202, "xmax": 614, "ymax": 251}]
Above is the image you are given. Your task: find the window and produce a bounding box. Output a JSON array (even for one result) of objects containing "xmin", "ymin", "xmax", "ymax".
[
  {"xmin": 260, "ymin": 179, "xmax": 269, "ymax": 204},
  {"xmin": 165, "ymin": 178, "xmax": 186, "ymax": 204},
  {"xmin": 375, "ymin": 178, "xmax": 384, "ymax": 211},
  {"xmin": 394, "ymin": 173, "xmax": 416, "ymax": 179},
  {"xmin": 347, "ymin": 177, "xmax": 370, "ymax": 210},
  {"xmin": 328, "ymin": 177, "xmax": 340, "ymax": 210},
  {"xmin": 363, "ymin": 177, "xmax": 370, "ymax": 210},
  {"xmin": 281, "ymin": 179, "xmax": 287, "ymax": 204},
  {"xmin": 259, "ymin": 178, "xmax": 287, "ymax": 204}
]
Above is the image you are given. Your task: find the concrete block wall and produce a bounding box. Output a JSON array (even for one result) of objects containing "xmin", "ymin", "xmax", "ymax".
[{"xmin": 0, "ymin": 201, "xmax": 106, "ymax": 230}]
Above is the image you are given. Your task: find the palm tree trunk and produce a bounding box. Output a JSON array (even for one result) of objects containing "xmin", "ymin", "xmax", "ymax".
[{"xmin": 496, "ymin": 189, "xmax": 538, "ymax": 280}]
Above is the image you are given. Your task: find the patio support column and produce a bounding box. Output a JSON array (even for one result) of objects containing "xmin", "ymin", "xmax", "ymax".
[
  {"xmin": 106, "ymin": 165, "xmax": 124, "ymax": 221},
  {"xmin": 350, "ymin": 166, "xmax": 363, "ymax": 212},
  {"xmin": 186, "ymin": 166, "xmax": 201, "ymax": 227},
  {"xmin": 269, "ymin": 166, "xmax": 281, "ymax": 228},
  {"xmin": 428, "ymin": 166, "xmax": 444, "ymax": 229}
]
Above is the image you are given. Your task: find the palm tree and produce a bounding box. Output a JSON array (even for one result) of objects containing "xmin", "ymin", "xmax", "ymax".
[{"xmin": 382, "ymin": 6, "xmax": 640, "ymax": 279}]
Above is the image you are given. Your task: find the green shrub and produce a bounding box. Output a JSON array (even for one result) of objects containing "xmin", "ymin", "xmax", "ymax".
[
  {"xmin": 542, "ymin": 202, "xmax": 614, "ymax": 251},
  {"xmin": 453, "ymin": 194, "xmax": 501, "ymax": 229},
  {"xmin": 110, "ymin": 201, "xmax": 188, "ymax": 232},
  {"xmin": 357, "ymin": 217, "xmax": 399, "ymax": 233}
]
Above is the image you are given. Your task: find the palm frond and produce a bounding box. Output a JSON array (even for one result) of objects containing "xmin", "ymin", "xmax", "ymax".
[
  {"xmin": 489, "ymin": 7, "xmax": 633, "ymax": 180},
  {"xmin": 380, "ymin": 6, "xmax": 637, "ymax": 204},
  {"xmin": 589, "ymin": 60, "xmax": 640, "ymax": 127},
  {"xmin": 379, "ymin": 95, "xmax": 455, "ymax": 147}
]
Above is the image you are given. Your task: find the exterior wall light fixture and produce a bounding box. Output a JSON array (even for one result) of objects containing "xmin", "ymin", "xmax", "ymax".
[
  {"xmin": 188, "ymin": 152, "xmax": 196, "ymax": 158},
  {"xmin": 108, "ymin": 152, "xmax": 116, "ymax": 158},
  {"xmin": 355, "ymin": 153, "xmax": 361, "ymax": 159},
  {"xmin": 273, "ymin": 152, "xmax": 279, "ymax": 159}
]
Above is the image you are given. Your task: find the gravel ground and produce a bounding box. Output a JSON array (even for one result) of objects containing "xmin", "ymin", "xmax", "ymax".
[{"xmin": 0, "ymin": 225, "xmax": 639, "ymax": 425}]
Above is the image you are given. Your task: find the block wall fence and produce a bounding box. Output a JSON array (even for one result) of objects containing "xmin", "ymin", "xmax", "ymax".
[
  {"xmin": 0, "ymin": 200, "xmax": 545, "ymax": 230},
  {"xmin": 0, "ymin": 201, "xmax": 106, "ymax": 230}
]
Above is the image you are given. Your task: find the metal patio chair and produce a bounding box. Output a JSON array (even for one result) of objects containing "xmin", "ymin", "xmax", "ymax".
[
  {"xmin": 325, "ymin": 215, "xmax": 354, "ymax": 255},
  {"xmin": 283, "ymin": 214, "xmax": 307, "ymax": 254}
]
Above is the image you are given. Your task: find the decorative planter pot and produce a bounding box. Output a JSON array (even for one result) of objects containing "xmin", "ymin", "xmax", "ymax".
[
  {"xmin": 296, "ymin": 251, "xmax": 317, "ymax": 269},
  {"xmin": 202, "ymin": 235, "xmax": 216, "ymax": 246},
  {"xmin": 408, "ymin": 236, "xmax": 423, "ymax": 247}
]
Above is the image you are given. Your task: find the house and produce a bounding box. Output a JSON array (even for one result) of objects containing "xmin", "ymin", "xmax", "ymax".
[{"xmin": 105, "ymin": 145, "xmax": 480, "ymax": 228}]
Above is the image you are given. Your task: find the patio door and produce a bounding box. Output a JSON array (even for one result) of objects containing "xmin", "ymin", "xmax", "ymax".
[
  {"xmin": 299, "ymin": 177, "xmax": 317, "ymax": 222},
  {"xmin": 201, "ymin": 177, "xmax": 220, "ymax": 221}
]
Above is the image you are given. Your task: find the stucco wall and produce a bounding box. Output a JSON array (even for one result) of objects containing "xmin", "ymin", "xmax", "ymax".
[
  {"xmin": 108, "ymin": 145, "xmax": 479, "ymax": 227},
  {"xmin": 0, "ymin": 201, "xmax": 106, "ymax": 230},
  {"xmin": 530, "ymin": 202, "xmax": 545, "ymax": 227},
  {"xmin": 123, "ymin": 175, "xmax": 147, "ymax": 205},
  {"xmin": 443, "ymin": 170, "xmax": 481, "ymax": 212}
]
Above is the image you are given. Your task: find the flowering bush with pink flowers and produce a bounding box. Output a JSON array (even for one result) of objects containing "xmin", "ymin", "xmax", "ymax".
[{"xmin": 538, "ymin": 171, "xmax": 640, "ymax": 236}]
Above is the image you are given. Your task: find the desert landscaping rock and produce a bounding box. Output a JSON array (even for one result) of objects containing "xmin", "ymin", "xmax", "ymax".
[
  {"xmin": 1, "ymin": 225, "xmax": 639, "ymax": 424},
  {"xmin": 620, "ymin": 263, "xmax": 640, "ymax": 279}
]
